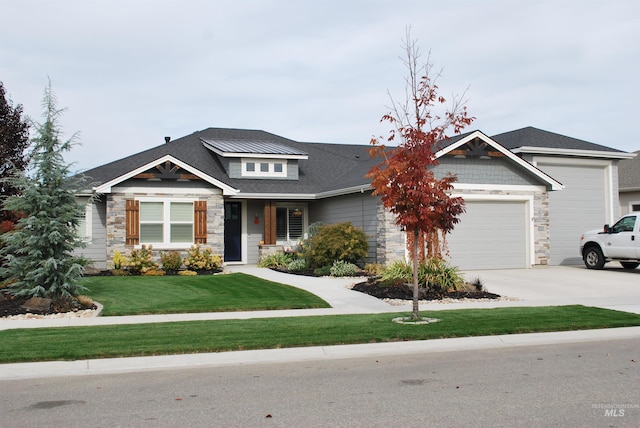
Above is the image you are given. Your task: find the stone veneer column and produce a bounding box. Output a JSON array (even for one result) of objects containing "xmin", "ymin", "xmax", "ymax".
[
  {"xmin": 206, "ymin": 193, "xmax": 225, "ymax": 257},
  {"xmin": 533, "ymin": 191, "xmax": 550, "ymax": 265},
  {"xmin": 106, "ymin": 193, "xmax": 128, "ymax": 268},
  {"xmin": 376, "ymin": 200, "xmax": 406, "ymax": 265}
]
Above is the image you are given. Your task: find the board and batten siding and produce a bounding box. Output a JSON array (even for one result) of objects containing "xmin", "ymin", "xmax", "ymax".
[
  {"xmin": 309, "ymin": 191, "xmax": 378, "ymax": 263},
  {"xmin": 74, "ymin": 196, "xmax": 108, "ymax": 269}
]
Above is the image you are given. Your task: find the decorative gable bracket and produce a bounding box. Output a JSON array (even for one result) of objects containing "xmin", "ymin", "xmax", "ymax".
[{"xmin": 133, "ymin": 160, "xmax": 201, "ymax": 181}]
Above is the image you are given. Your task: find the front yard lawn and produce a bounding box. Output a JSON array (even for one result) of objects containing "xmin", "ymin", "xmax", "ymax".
[
  {"xmin": 81, "ymin": 273, "xmax": 330, "ymax": 316},
  {"xmin": 1, "ymin": 305, "xmax": 639, "ymax": 363}
]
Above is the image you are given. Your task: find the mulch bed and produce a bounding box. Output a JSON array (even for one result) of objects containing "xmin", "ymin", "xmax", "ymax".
[
  {"xmin": 1, "ymin": 293, "xmax": 40, "ymax": 317},
  {"xmin": 351, "ymin": 280, "xmax": 501, "ymax": 301}
]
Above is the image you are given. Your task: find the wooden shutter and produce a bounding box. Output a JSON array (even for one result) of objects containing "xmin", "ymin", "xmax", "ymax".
[
  {"xmin": 125, "ymin": 199, "xmax": 140, "ymax": 245},
  {"xmin": 194, "ymin": 200, "xmax": 207, "ymax": 244},
  {"xmin": 263, "ymin": 201, "xmax": 277, "ymax": 245}
]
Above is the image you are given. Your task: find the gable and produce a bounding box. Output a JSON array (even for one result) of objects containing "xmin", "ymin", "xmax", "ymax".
[
  {"xmin": 435, "ymin": 131, "xmax": 563, "ymax": 190},
  {"xmin": 93, "ymin": 155, "xmax": 238, "ymax": 195}
]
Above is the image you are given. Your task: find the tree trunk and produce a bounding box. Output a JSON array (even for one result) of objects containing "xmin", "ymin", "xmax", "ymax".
[{"xmin": 412, "ymin": 228, "xmax": 420, "ymax": 320}]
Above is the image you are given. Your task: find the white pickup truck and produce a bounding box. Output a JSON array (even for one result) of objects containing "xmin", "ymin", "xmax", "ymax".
[{"xmin": 580, "ymin": 212, "xmax": 640, "ymax": 270}]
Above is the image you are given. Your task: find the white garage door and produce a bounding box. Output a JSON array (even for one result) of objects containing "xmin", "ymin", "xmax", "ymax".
[
  {"xmin": 446, "ymin": 200, "xmax": 528, "ymax": 270},
  {"xmin": 538, "ymin": 163, "xmax": 607, "ymax": 265}
]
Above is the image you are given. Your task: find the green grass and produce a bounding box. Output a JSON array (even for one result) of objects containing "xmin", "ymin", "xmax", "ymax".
[
  {"xmin": 1, "ymin": 305, "xmax": 639, "ymax": 363},
  {"xmin": 80, "ymin": 273, "xmax": 330, "ymax": 316}
]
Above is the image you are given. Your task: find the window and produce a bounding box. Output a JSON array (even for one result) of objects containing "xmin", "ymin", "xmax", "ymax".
[
  {"xmin": 612, "ymin": 215, "xmax": 636, "ymax": 233},
  {"xmin": 77, "ymin": 201, "xmax": 92, "ymax": 242},
  {"xmin": 276, "ymin": 207, "xmax": 304, "ymax": 242},
  {"xmin": 242, "ymin": 158, "xmax": 287, "ymax": 177},
  {"xmin": 140, "ymin": 201, "xmax": 193, "ymax": 244}
]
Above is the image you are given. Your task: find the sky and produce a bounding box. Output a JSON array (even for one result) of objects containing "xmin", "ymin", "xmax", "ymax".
[{"xmin": 1, "ymin": 0, "xmax": 639, "ymax": 171}]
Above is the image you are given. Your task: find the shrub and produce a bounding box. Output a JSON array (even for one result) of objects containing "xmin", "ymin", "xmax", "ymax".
[
  {"xmin": 142, "ymin": 269, "xmax": 166, "ymax": 276},
  {"xmin": 112, "ymin": 250, "xmax": 126, "ymax": 270},
  {"xmin": 303, "ymin": 222, "xmax": 368, "ymax": 268},
  {"xmin": 329, "ymin": 260, "xmax": 360, "ymax": 277},
  {"xmin": 287, "ymin": 258, "xmax": 308, "ymax": 273},
  {"xmin": 381, "ymin": 258, "xmax": 464, "ymax": 292},
  {"xmin": 178, "ymin": 269, "xmax": 197, "ymax": 276},
  {"xmin": 123, "ymin": 245, "xmax": 158, "ymax": 275},
  {"xmin": 364, "ymin": 263, "xmax": 385, "ymax": 276},
  {"xmin": 381, "ymin": 260, "xmax": 413, "ymax": 283},
  {"xmin": 183, "ymin": 245, "xmax": 222, "ymax": 271},
  {"xmin": 258, "ymin": 253, "xmax": 294, "ymax": 269},
  {"xmin": 160, "ymin": 251, "xmax": 182, "ymax": 271},
  {"xmin": 424, "ymin": 258, "xmax": 464, "ymax": 293},
  {"xmin": 76, "ymin": 295, "xmax": 94, "ymax": 308},
  {"xmin": 471, "ymin": 277, "xmax": 484, "ymax": 292},
  {"xmin": 313, "ymin": 265, "xmax": 331, "ymax": 276}
]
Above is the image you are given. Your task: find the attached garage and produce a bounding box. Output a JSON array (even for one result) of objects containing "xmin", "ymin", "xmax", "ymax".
[
  {"xmin": 446, "ymin": 198, "xmax": 530, "ymax": 270},
  {"xmin": 535, "ymin": 161, "xmax": 610, "ymax": 265}
]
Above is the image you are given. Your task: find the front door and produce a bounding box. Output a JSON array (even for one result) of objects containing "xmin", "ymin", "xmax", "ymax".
[{"xmin": 224, "ymin": 202, "xmax": 242, "ymax": 262}]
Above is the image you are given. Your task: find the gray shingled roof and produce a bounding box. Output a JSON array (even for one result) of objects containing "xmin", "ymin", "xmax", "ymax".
[
  {"xmin": 81, "ymin": 126, "xmax": 628, "ymax": 197},
  {"xmin": 82, "ymin": 127, "xmax": 373, "ymax": 195},
  {"xmin": 619, "ymin": 150, "xmax": 640, "ymax": 190},
  {"xmin": 491, "ymin": 126, "xmax": 625, "ymax": 153}
]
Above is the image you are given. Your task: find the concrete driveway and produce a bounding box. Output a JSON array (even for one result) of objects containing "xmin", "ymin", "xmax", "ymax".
[{"xmin": 455, "ymin": 265, "xmax": 640, "ymax": 314}]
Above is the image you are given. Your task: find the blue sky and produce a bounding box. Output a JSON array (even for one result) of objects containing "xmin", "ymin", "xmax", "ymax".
[{"xmin": 1, "ymin": 0, "xmax": 638, "ymax": 170}]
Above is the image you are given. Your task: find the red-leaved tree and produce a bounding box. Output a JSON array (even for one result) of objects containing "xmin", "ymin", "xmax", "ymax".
[{"xmin": 367, "ymin": 33, "xmax": 474, "ymax": 319}]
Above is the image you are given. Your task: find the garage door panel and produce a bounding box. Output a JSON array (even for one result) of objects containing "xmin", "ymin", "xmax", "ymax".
[
  {"xmin": 540, "ymin": 164, "xmax": 607, "ymax": 265},
  {"xmin": 446, "ymin": 200, "xmax": 527, "ymax": 270}
]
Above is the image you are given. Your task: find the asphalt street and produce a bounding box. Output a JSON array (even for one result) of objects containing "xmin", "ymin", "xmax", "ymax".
[{"xmin": 1, "ymin": 338, "xmax": 638, "ymax": 427}]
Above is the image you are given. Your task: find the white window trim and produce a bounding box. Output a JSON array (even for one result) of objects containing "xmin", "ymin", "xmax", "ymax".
[
  {"xmin": 137, "ymin": 197, "xmax": 197, "ymax": 249},
  {"xmin": 241, "ymin": 158, "xmax": 287, "ymax": 177},
  {"xmin": 79, "ymin": 202, "xmax": 92, "ymax": 243},
  {"xmin": 275, "ymin": 203, "xmax": 308, "ymax": 246}
]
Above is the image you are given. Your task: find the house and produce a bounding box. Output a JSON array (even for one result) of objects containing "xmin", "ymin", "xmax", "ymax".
[
  {"xmin": 618, "ymin": 150, "xmax": 640, "ymax": 215},
  {"xmin": 76, "ymin": 126, "xmax": 634, "ymax": 270}
]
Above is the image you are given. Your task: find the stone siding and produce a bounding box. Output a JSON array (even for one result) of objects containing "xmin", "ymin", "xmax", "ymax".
[{"xmin": 105, "ymin": 192, "xmax": 224, "ymax": 268}]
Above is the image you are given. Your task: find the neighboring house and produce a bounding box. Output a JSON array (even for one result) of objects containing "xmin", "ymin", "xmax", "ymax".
[
  {"xmin": 618, "ymin": 150, "xmax": 640, "ymax": 215},
  {"xmin": 76, "ymin": 126, "xmax": 633, "ymax": 270}
]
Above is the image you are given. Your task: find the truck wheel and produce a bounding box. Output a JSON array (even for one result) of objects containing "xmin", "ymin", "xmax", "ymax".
[
  {"xmin": 620, "ymin": 262, "xmax": 639, "ymax": 269},
  {"xmin": 583, "ymin": 246, "xmax": 605, "ymax": 269}
]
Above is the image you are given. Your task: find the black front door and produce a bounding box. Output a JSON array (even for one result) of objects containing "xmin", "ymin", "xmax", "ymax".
[{"xmin": 224, "ymin": 202, "xmax": 242, "ymax": 262}]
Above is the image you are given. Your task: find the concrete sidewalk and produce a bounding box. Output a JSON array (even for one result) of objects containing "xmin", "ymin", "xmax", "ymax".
[{"xmin": 1, "ymin": 265, "xmax": 639, "ymax": 380}]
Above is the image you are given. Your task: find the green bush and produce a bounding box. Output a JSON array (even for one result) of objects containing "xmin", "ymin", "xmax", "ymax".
[
  {"xmin": 287, "ymin": 258, "xmax": 308, "ymax": 273},
  {"xmin": 160, "ymin": 251, "xmax": 182, "ymax": 271},
  {"xmin": 258, "ymin": 253, "xmax": 294, "ymax": 269},
  {"xmin": 313, "ymin": 265, "xmax": 331, "ymax": 276},
  {"xmin": 329, "ymin": 260, "xmax": 360, "ymax": 277},
  {"xmin": 381, "ymin": 258, "xmax": 464, "ymax": 292},
  {"xmin": 303, "ymin": 222, "xmax": 368, "ymax": 268},
  {"xmin": 381, "ymin": 259, "xmax": 413, "ymax": 283},
  {"xmin": 424, "ymin": 258, "xmax": 464, "ymax": 293}
]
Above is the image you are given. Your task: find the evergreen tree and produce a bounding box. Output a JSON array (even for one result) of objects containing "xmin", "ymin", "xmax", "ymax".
[{"xmin": 0, "ymin": 82, "xmax": 88, "ymax": 302}]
